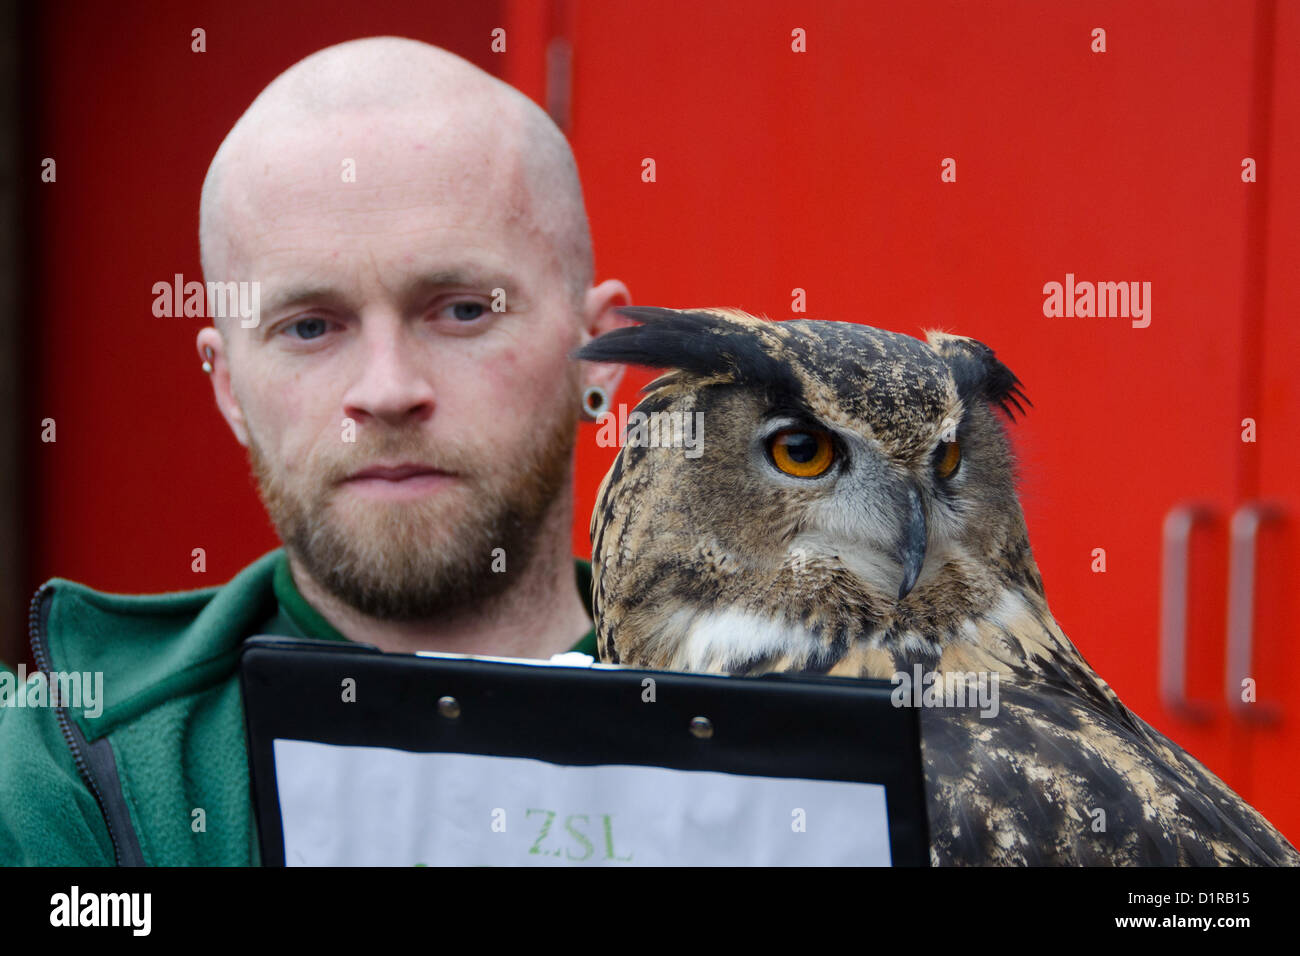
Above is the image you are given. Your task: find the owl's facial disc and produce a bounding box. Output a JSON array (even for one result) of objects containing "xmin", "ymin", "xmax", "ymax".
[{"xmin": 755, "ymin": 414, "xmax": 931, "ymax": 601}]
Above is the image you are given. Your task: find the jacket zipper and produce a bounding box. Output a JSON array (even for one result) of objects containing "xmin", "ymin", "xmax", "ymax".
[{"xmin": 27, "ymin": 583, "xmax": 126, "ymax": 865}]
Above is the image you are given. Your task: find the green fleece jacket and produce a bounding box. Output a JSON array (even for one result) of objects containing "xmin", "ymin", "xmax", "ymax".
[{"xmin": 0, "ymin": 550, "xmax": 597, "ymax": 866}]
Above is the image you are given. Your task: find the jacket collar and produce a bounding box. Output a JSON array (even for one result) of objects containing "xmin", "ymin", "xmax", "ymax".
[
  {"xmin": 35, "ymin": 550, "xmax": 282, "ymax": 741},
  {"xmin": 37, "ymin": 549, "xmax": 597, "ymax": 741}
]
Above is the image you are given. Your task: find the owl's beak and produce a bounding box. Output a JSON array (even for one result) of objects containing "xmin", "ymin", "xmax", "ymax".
[{"xmin": 897, "ymin": 483, "xmax": 928, "ymax": 600}]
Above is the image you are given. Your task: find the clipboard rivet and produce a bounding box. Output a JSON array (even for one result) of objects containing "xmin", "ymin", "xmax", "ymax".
[
  {"xmin": 437, "ymin": 696, "xmax": 461, "ymax": 719},
  {"xmin": 689, "ymin": 716, "xmax": 713, "ymax": 739}
]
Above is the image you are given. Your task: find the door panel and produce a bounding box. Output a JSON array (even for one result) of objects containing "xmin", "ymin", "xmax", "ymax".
[
  {"xmin": 1244, "ymin": 0, "xmax": 1299, "ymax": 844},
  {"xmin": 566, "ymin": 0, "xmax": 1263, "ymax": 806}
]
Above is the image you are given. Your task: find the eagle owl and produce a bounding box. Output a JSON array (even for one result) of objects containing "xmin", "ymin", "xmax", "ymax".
[{"xmin": 576, "ymin": 305, "xmax": 1299, "ymax": 866}]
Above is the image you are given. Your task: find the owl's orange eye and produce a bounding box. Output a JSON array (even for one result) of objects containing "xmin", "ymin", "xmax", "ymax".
[
  {"xmin": 936, "ymin": 440, "xmax": 961, "ymax": 480},
  {"xmin": 768, "ymin": 429, "xmax": 835, "ymax": 478}
]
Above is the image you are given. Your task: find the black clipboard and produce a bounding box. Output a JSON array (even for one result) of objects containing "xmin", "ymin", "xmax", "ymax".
[{"xmin": 240, "ymin": 635, "xmax": 930, "ymax": 866}]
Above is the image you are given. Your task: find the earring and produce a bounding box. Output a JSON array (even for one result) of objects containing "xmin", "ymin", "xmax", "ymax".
[
  {"xmin": 581, "ymin": 385, "xmax": 609, "ymax": 420},
  {"xmin": 201, "ymin": 347, "xmax": 214, "ymax": 375}
]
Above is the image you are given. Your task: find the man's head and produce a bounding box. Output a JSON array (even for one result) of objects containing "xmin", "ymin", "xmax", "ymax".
[{"xmin": 196, "ymin": 37, "xmax": 626, "ymax": 621}]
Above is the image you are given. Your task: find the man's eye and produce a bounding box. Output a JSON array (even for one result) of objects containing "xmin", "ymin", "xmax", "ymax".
[
  {"xmin": 449, "ymin": 301, "xmax": 486, "ymax": 322},
  {"xmin": 287, "ymin": 317, "xmax": 330, "ymax": 340}
]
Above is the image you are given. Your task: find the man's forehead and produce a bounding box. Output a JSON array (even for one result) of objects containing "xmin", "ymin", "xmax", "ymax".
[
  {"xmin": 226, "ymin": 108, "xmax": 533, "ymax": 217},
  {"xmin": 214, "ymin": 108, "xmax": 552, "ymax": 275}
]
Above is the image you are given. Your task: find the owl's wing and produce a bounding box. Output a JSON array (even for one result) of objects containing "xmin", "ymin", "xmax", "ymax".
[{"xmin": 919, "ymin": 675, "xmax": 1300, "ymax": 865}]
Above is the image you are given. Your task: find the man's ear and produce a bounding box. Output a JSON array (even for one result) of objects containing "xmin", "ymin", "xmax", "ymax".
[
  {"xmin": 196, "ymin": 326, "xmax": 250, "ymax": 447},
  {"xmin": 578, "ymin": 279, "xmax": 632, "ymax": 399}
]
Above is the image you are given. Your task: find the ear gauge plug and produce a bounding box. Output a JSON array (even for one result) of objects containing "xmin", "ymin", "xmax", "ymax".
[{"xmin": 581, "ymin": 385, "xmax": 609, "ymax": 420}]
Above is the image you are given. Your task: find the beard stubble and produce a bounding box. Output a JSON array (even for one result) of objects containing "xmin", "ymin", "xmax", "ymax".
[{"xmin": 249, "ymin": 399, "xmax": 578, "ymax": 622}]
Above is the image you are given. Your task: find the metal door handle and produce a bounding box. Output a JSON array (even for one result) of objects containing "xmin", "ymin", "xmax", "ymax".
[
  {"xmin": 1225, "ymin": 503, "xmax": 1283, "ymax": 721},
  {"xmin": 1159, "ymin": 504, "xmax": 1214, "ymax": 720}
]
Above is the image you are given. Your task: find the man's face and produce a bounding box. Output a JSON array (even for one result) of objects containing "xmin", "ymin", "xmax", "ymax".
[{"xmin": 218, "ymin": 110, "xmax": 583, "ymax": 619}]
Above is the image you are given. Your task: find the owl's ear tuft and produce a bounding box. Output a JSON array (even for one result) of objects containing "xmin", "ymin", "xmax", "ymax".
[
  {"xmin": 573, "ymin": 306, "xmax": 804, "ymax": 400},
  {"xmin": 926, "ymin": 331, "xmax": 1032, "ymax": 422}
]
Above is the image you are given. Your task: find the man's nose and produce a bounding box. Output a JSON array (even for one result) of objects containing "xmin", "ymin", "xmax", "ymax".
[{"xmin": 340, "ymin": 317, "xmax": 436, "ymax": 427}]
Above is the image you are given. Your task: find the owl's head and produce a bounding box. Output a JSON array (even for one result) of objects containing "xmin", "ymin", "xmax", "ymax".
[{"xmin": 576, "ymin": 306, "xmax": 1043, "ymax": 671}]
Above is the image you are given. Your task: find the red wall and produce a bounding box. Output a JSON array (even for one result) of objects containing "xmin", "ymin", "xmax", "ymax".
[{"xmin": 19, "ymin": 0, "xmax": 1299, "ymax": 839}]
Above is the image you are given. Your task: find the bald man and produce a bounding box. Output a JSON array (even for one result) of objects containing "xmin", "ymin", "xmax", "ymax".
[{"xmin": 0, "ymin": 37, "xmax": 628, "ymax": 865}]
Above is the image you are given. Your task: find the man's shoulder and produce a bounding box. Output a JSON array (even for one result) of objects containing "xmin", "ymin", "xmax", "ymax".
[{"xmin": 32, "ymin": 549, "xmax": 284, "ymax": 738}]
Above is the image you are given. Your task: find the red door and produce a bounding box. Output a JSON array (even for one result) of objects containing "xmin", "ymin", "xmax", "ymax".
[
  {"xmin": 1241, "ymin": 0, "xmax": 1300, "ymax": 841},
  {"xmin": 548, "ymin": 0, "xmax": 1296, "ymax": 841}
]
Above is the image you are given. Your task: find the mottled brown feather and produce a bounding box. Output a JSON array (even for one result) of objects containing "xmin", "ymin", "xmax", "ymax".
[{"xmin": 580, "ymin": 307, "xmax": 1299, "ymax": 866}]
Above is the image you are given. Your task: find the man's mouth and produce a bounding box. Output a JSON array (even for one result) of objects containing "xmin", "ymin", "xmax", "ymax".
[{"xmin": 341, "ymin": 463, "xmax": 458, "ymax": 499}]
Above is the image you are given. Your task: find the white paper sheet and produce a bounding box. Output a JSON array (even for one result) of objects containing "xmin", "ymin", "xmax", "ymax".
[{"xmin": 273, "ymin": 738, "xmax": 893, "ymax": 866}]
